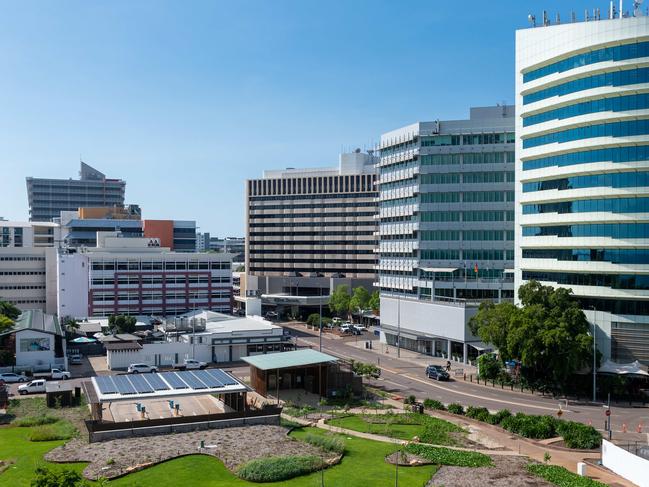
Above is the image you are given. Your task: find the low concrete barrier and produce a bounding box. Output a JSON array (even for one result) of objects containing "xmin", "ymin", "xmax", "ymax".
[{"xmin": 602, "ymin": 439, "xmax": 649, "ymax": 487}]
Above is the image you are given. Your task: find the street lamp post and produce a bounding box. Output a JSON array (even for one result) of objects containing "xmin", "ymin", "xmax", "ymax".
[{"xmin": 590, "ymin": 305, "xmax": 597, "ymax": 403}]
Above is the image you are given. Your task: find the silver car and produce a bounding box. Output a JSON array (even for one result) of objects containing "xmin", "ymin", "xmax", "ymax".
[{"xmin": 0, "ymin": 372, "xmax": 28, "ymax": 383}]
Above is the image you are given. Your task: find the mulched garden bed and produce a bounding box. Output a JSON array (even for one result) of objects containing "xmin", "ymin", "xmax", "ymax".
[{"xmin": 45, "ymin": 424, "xmax": 337, "ymax": 480}]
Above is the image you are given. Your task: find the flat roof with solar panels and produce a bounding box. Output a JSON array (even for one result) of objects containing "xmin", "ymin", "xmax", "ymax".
[{"xmin": 91, "ymin": 369, "xmax": 248, "ymax": 402}]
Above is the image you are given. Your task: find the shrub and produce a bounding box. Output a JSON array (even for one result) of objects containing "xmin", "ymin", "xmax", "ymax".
[
  {"xmin": 556, "ymin": 421, "xmax": 601, "ymax": 449},
  {"xmin": 303, "ymin": 433, "xmax": 345, "ymax": 454},
  {"xmin": 31, "ymin": 466, "xmax": 87, "ymax": 487},
  {"xmin": 405, "ymin": 444, "xmax": 492, "ymax": 467},
  {"xmin": 14, "ymin": 415, "xmax": 58, "ymax": 427},
  {"xmin": 447, "ymin": 403, "xmax": 464, "ymax": 415},
  {"xmin": 423, "ymin": 399, "xmax": 445, "ymax": 410},
  {"xmin": 236, "ymin": 455, "xmax": 323, "ymax": 482},
  {"xmin": 465, "ymin": 406, "xmax": 491, "ymax": 422},
  {"xmin": 404, "ymin": 395, "xmax": 417, "ymax": 405},
  {"xmin": 28, "ymin": 423, "xmax": 76, "ymax": 442},
  {"xmin": 500, "ymin": 413, "xmax": 557, "ymax": 440},
  {"xmin": 490, "ymin": 409, "xmax": 512, "ymax": 425},
  {"xmin": 306, "ymin": 313, "xmax": 321, "ymax": 328},
  {"xmin": 527, "ymin": 463, "xmax": 607, "ymax": 487}
]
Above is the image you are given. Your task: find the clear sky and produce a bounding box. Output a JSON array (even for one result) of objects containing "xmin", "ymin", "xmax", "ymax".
[{"xmin": 0, "ymin": 0, "xmax": 610, "ymax": 235}]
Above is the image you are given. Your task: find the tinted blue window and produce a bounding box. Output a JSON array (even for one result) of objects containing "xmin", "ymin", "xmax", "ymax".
[
  {"xmin": 522, "ymin": 197, "xmax": 649, "ymax": 214},
  {"xmin": 523, "ymin": 94, "xmax": 649, "ymax": 126},
  {"xmin": 523, "ymin": 41, "xmax": 649, "ymax": 83},
  {"xmin": 522, "ymin": 223, "xmax": 649, "ymax": 238},
  {"xmin": 523, "ymin": 67, "xmax": 649, "ymax": 105},
  {"xmin": 523, "ymin": 145, "xmax": 649, "ymax": 171},
  {"xmin": 523, "ymin": 172, "xmax": 649, "ymax": 192},
  {"xmin": 522, "ymin": 248, "xmax": 649, "ymax": 264},
  {"xmin": 523, "ymin": 119, "xmax": 649, "ymax": 149},
  {"xmin": 522, "ymin": 271, "xmax": 649, "ymax": 290}
]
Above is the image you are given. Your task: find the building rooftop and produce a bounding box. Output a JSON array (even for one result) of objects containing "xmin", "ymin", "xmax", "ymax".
[
  {"xmin": 242, "ymin": 349, "xmax": 338, "ymax": 371},
  {"xmin": 4, "ymin": 310, "xmax": 63, "ymax": 336}
]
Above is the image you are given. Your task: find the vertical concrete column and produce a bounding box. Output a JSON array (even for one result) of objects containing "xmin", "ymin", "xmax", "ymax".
[
  {"xmin": 463, "ymin": 342, "xmax": 468, "ymax": 365},
  {"xmin": 447, "ymin": 339, "xmax": 452, "ymax": 360}
]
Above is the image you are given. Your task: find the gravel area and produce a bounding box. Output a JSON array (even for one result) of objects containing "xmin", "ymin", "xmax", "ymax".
[
  {"xmin": 427, "ymin": 456, "xmax": 554, "ymax": 487},
  {"xmin": 45, "ymin": 425, "xmax": 335, "ymax": 480}
]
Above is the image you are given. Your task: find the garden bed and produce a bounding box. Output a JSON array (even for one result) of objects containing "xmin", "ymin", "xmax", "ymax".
[{"xmin": 428, "ymin": 456, "xmax": 553, "ymax": 487}]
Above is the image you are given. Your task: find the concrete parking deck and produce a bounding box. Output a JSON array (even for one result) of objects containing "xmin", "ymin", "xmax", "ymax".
[{"xmin": 103, "ymin": 394, "xmax": 229, "ymax": 422}]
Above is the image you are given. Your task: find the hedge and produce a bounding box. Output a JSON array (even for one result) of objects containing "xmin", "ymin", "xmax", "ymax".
[
  {"xmin": 423, "ymin": 399, "xmax": 445, "ymax": 411},
  {"xmin": 303, "ymin": 433, "xmax": 345, "ymax": 454},
  {"xmin": 447, "ymin": 403, "xmax": 464, "ymax": 415},
  {"xmin": 404, "ymin": 444, "xmax": 492, "ymax": 468},
  {"xmin": 555, "ymin": 421, "xmax": 601, "ymax": 449},
  {"xmin": 236, "ymin": 455, "xmax": 323, "ymax": 482},
  {"xmin": 14, "ymin": 415, "xmax": 59, "ymax": 427}
]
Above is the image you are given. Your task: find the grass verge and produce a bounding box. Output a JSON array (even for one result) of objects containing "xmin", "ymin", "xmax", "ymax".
[{"xmin": 527, "ymin": 464, "xmax": 607, "ymax": 487}]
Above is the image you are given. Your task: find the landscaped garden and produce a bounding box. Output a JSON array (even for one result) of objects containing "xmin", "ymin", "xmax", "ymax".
[{"xmin": 326, "ymin": 411, "xmax": 468, "ymax": 446}]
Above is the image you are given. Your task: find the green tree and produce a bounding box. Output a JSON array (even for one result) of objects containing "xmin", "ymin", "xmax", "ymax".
[
  {"xmin": 329, "ymin": 285, "xmax": 350, "ymax": 318},
  {"xmin": 61, "ymin": 316, "xmax": 79, "ymax": 335},
  {"xmin": 349, "ymin": 286, "xmax": 370, "ymax": 316},
  {"xmin": 306, "ymin": 313, "xmax": 321, "ymax": 328},
  {"xmin": 0, "ymin": 300, "xmax": 20, "ymax": 320},
  {"xmin": 469, "ymin": 281, "xmax": 594, "ymax": 390},
  {"xmin": 0, "ymin": 314, "xmax": 14, "ymax": 333},
  {"xmin": 31, "ymin": 466, "xmax": 89, "ymax": 487},
  {"xmin": 477, "ymin": 353, "xmax": 501, "ymax": 380},
  {"xmin": 368, "ymin": 290, "xmax": 380, "ymax": 313},
  {"xmin": 108, "ymin": 315, "xmax": 137, "ymax": 334}
]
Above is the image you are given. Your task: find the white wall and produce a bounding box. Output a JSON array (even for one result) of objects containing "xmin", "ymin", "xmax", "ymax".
[
  {"xmin": 380, "ymin": 297, "xmax": 476, "ymax": 342},
  {"xmin": 57, "ymin": 253, "xmax": 89, "ymax": 318},
  {"xmin": 15, "ymin": 329, "xmax": 56, "ymax": 368},
  {"xmin": 602, "ymin": 439, "xmax": 649, "ymax": 487}
]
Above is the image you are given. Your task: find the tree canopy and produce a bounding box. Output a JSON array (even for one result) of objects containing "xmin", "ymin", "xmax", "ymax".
[
  {"xmin": 0, "ymin": 300, "xmax": 20, "ymax": 320},
  {"xmin": 329, "ymin": 285, "xmax": 351, "ymax": 317},
  {"xmin": 349, "ymin": 286, "xmax": 370, "ymax": 314},
  {"xmin": 108, "ymin": 315, "xmax": 137, "ymax": 334},
  {"xmin": 0, "ymin": 314, "xmax": 14, "ymax": 334},
  {"xmin": 368, "ymin": 290, "xmax": 380, "ymax": 313},
  {"xmin": 469, "ymin": 281, "xmax": 594, "ymax": 389}
]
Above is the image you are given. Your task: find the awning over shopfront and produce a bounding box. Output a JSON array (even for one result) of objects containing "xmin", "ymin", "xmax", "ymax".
[{"xmin": 598, "ymin": 360, "xmax": 649, "ymax": 377}]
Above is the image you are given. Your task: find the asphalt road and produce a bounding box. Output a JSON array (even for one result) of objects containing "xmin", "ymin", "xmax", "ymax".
[{"xmin": 283, "ymin": 322, "xmax": 649, "ymax": 442}]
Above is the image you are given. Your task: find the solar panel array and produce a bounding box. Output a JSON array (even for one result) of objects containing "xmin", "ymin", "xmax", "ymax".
[{"xmin": 93, "ymin": 369, "xmax": 241, "ymax": 396}]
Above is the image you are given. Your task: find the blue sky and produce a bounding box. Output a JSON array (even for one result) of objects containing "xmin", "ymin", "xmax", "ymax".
[{"xmin": 1, "ymin": 0, "xmax": 608, "ymax": 235}]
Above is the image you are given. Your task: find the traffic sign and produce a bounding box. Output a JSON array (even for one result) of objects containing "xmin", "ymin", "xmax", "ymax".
[{"xmin": 605, "ymin": 409, "xmax": 611, "ymax": 417}]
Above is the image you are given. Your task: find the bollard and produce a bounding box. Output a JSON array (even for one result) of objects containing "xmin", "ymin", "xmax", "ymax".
[
  {"xmin": 637, "ymin": 423, "xmax": 643, "ymax": 433},
  {"xmin": 470, "ymin": 375, "xmax": 473, "ymax": 383},
  {"xmin": 622, "ymin": 423, "xmax": 627, "ymax": 433},
  {"xmin": 510, "ymin": 384, "xmax": 514, "ymax": 391}
]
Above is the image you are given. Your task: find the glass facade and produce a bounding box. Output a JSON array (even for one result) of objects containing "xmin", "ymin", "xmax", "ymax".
[
  {"xmin": 522, "ymin": 223, "xmax": 649, "ymax": 238},
  {"xmin": 523, "ymin": 145, "xmax": 649, "ymax": 171},
  {"xmin": 523, "ymin": 172, "xmax": 649, "ymax": 192},
  {"xmin": 522, "ymin": 197, "xmax": 649, "ymax": 214}
]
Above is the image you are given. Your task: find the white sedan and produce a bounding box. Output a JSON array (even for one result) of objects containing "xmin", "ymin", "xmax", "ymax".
[{"xmin": 0, "ymin": 372, "xmax": 29, "ymax": 383}]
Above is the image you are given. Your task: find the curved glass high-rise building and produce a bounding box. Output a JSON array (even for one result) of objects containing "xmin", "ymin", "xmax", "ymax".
[{"xmin": 516, "ymin": 15, "xmax": 649, "ymax": 364}]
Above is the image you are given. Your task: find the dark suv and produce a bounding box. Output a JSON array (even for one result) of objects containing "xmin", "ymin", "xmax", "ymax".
[{"xmin": 425, "ymin": 365, "xmax": 450, "ymax": 381}]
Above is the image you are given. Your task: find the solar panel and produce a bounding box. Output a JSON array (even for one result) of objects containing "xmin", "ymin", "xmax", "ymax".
[
  {"xmin": 95, "ymin": 376, "xmax": 118, "ymax": 394},
  {"xmin": 144, "ymin": 373, "xmax": 169, "ymax": 391},
  {"xmin": 180, "ymin": 371, "xmax": 208, "ymax": 389},
  {"xmin": 207, "ymin": 368, "xmax": 238, "ymax": 386},
  {"xmin": 112, "ymin": 375, "xmax": 137, "ymax": 395},
  {"xmin": 128, "ymin": 373, "xmax": 154, "ymax": 394},
  {"xmin": 159, "ymin": 372, "xmax": 189, "ymax": 389},
  {"xmin": 190, "ymin": 369, "xmax": 222, "ymax": 388}
]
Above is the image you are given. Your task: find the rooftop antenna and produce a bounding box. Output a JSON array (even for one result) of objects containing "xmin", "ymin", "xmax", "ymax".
[
  {"xmin": 556, "ymin": 12, "xmax": 561, "ymax": 24},
  {"xmin": 527, "ymin": 13, "xmax": 536, "ymax": 26},
  {"xmin": 572, "ymin": 10, "xmax": 577, "ymax": 22},
  {"xmin": 585, "ymin": 9, "xmax": 590, "ymax": 21},
  {"xmin": 620, "ymin": 0, "xmax": 624, "ymax": 18},
  {"xmin": 610, "ymin": 1, "xmax": 616, "ymax": 18},
  {"xmin": 543, "ymin": 10, "xmax": 550, "ymax": 25}
]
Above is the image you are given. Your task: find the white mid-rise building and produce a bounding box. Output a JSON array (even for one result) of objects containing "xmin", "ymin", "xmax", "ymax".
[
  {"xmin": 57, "ymin": 233, "xmax": 232, "ymax": 318},
  {"xmin": 516, "ymin": 13, "xmax": 649, "ymax": 364}
]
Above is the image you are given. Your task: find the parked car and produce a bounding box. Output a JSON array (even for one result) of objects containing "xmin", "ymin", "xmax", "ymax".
[
  {"xmin": 127, "ymin": 363, "xmax": 158, "ymax": 374},
  {"xmin": 265, "ymin": 311, "xmax": 278, "ymax": 320},
  {"xmin": 69, "ymin": 353, "xmax": 82, "ymax": 365},
  {"xmin": 173, "ymin": 359, "xmax": 207, "ymax": 370},
  {"xmin": 33, "ymin": 369, "xmax": 71, "ymax": 380},
  {"xmin": 18, "ymin": 379, "xmax": 47, "ymax": 395},
  {"xmin": 339, "ymin": 324, "xmax": 353, "ymax": 334},
  {"xmin": 0, "ymin": 372, "xmax": 28, "ymax": 383},
  {"xmin": 352, "ymin": 324, "xmax": 367, "ymax": 333},
  {"xmin": 425, "ymin": 365, "xmax": 450, "ymax": 381}
]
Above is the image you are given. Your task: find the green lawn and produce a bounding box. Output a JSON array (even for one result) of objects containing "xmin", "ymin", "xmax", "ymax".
[
  {"xmin": 326, "ymin": 413, "xmax": 464, "ymax": 445},
  {"xmin": 0, "ymin": 423, "xmax": 436, "ymax": 487}
]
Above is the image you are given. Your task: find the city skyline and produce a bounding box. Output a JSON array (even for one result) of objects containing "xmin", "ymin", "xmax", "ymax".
[{"xmin": 1, "ymin": 0, "xmax": 613, "ymax": 234}]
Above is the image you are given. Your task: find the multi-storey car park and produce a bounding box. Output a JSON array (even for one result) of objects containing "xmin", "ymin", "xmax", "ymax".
[
  {"xmin": 516, "ymin": 13, "xmax": 649, "ymax": 364},
  {"xmin": 377, "ymin": 106, "xmax": 515, "ymax": 363}
]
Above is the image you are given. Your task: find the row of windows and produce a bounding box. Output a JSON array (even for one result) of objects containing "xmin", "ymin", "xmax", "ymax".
[
  {"xmin": 250, "ymin": 240, "xmax": 377, "ymax": 246},
  {"xmin": 249, "ymin": 221, "xmax": 376, "ymax": 228},
  {"xmin": 523, "ymin": 144, "xmax": 649, "ymax": 171},
  {"xmin": 523, "ymin": 119, "xmax": 649, "ymax": 149},
  {"xmin": 0, "ymin": 271, "xmax": 45, "ymax": 276},
  {"xmin": 0, "ymin": 256, "xmax": 45, "ymax": 261},
  {"xmin": 91, "ymin": 276, "xmax": 230, "ymax": 286},
  {"xmin": 420, "ymin": 152, "xmax": 515, "ymax": 165},
  {"xmin": 6, "ymin": 299, "xmax": 45, "ymax": 305},
  {"xmin": 577, "ymin": 297, "xmax": 649, "ymax": 316},
  {"xmin": 250, "ymin": 249, "xmax": 375, "ymax": 255},
  {"xmin": 90, "ymin": 261, "xmax": 229, "ymax": 271},
  {"xmin": 378, "ymin": 179, "xmax": 417, "ymax": 191},
  {"xmin": 248, "ymin": 174, "xmax": 376, "ymax": 197},
  {"xmin": 419, "ymin": 249, "xmax": 459, "ymax": 260},
  {"xmin": 523, "ymin": 171, "xmax": 649, "ymax": 193},
  {"xmin": 522, "ymin": 197, "xmax": 649, "ymax": 215},
  {"xmin": 523, "ymin": 40, "xmax": 649, "ymax": 83},
  {"xmin": 419, "ymin": 171, "xmax": 514, "ymax": 185},
  {"xmin": 249, "ymin": 230, "xmax": 375, "ymax": 237},
  {"xmin": 420, "ymin": 133, "xmax": 514, "ymax": 146},
  {"xmin": 249, "ymin": 267, "xmax": 373, "ymax": 275},
  {"xmin": 420, "ymin": 230, "xmax": 459, "ymax": 241},
  {"xmin": 249, "ymin": 192, "xmax": 377, "ymax": 202},
  {"xmin": 249, "ymin": 201, "xmax": 375, "ymax": 211},
  {"xmin": 379, "ymin": 140, "xmax": 418, "ymax": 156},
  {"xmin": 251, "ymin": 258, "xmax": 375, "ymax": 264},
  {"xmin": 419, "ymin": 249, "xmax": 514, "ymax": 261},
  {"xmin": 522, "ymin": 223, "xmax": 649, "ymax": 238},
  {"xmin": 524, "ymin": 93, "xmax": 649, "ymax": 127},
  {"xmin": 419, "ymin": 191, "xmax": 515, "ymax": 203},
  {"xmin": 379, "ymin": 196, "xmax": 418, "ymax": 207},
  {"xmin": 463, "ymin": 210, "xmax": 515, "ymax": 222},
  {"xmin": 93, "ymin": 291, "xmax": 230, "ymax": 301},
  {"xmin": 420, "ymin": 230, "xmax": 513, "ymax": 241},
  {"xmin": 523, "ymin": 67, "xmax": 649, "ymax": 105},
  {"xmin": 522, "ymin": 271, "xmax": 649, "ymax": 290},
  {"xmin": 0, "ymin": 285, "xmax": 45, "ymax": 290},
  {"xmin": 378, "ymin": 160, "xmax": 418, "ymax": 175},
  {"xmin": 421, "ymin": 211, "xmax": 460, "ymax": 222},
  {"xmin": 249, "ymin": 211, "xmax": 376, "ymax": 219},
  {"xmin": 522, "ymin": 248, "xmax": 649, "ymax": 264}
]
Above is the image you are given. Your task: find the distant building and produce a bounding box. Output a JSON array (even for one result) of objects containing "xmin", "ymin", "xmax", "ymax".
[
  {"xmin": 244, "ymin": 151, "xmax": 378, "ymax": 317},
  {"xmin": 26, "ymin": 162, "xmax": 126, "ymax": 222},
  {"xmin": 57, "ymin": 232, "xmax": 232, "ymax": 318},
  {"xmin": 143, "ymin": 220, "xmax": 196, "ymax": 252},
  {"xmin": 210, "ymin": 237, "xmax": 245, "ymax": 261}
]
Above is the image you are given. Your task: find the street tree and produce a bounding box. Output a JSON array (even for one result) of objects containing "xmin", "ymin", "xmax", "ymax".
[
  {"xmin": 0, "ymin": 314, "xmax": 14, "ymax": 333},
  {"xmin": 469, "ymin": 281, "xmax": 594, "ymax": 390},
  {"xmin": 108, "ymin": 315, "xmax": 137, "ymax": 334},
  {"xmin": 368, "ymin": 290, "xmax": 380, "ymax": 313},
  {"xmin": 329, "ymin": 285, "xmax": 350, "ymax": 318},
  {"xmin": 0, "ymin": 300, "xmax": 20, "ymax": 320},
  {"xmin": 349, "ymin": 286, "xmax": 370, "ymax": 316}
]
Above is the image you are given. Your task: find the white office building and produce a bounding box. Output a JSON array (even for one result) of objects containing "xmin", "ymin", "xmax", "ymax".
[
  {"xmin": 378, "ymin": 106, "xmax": 515, "ymax": 363},
  {"xmin": 516, "ymin": 13, "xmax": 649, "ymax": 363}
]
